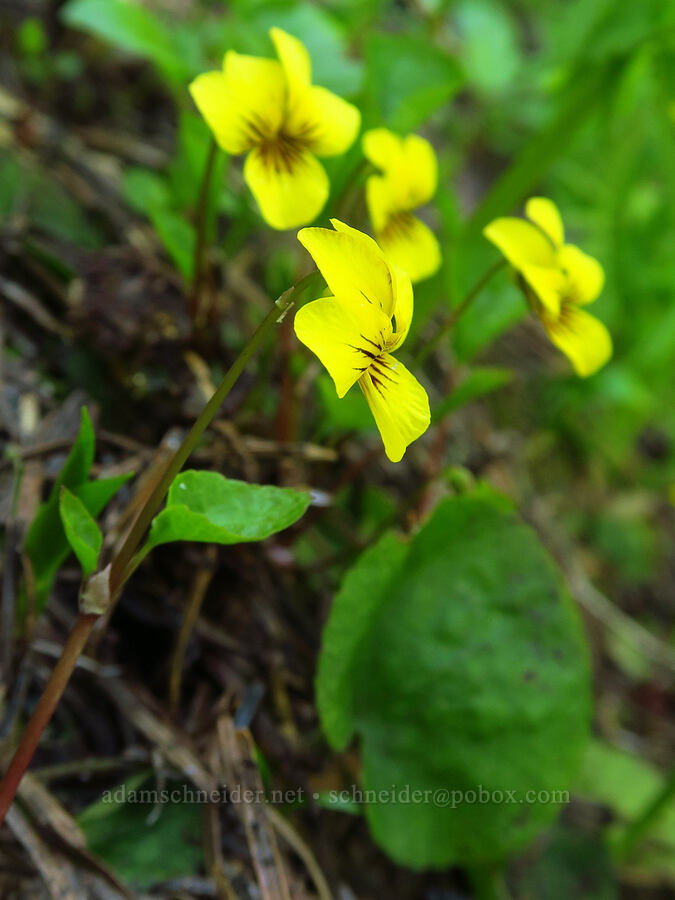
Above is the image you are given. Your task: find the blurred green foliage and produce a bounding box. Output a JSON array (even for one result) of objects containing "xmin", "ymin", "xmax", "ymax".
[{"xmin": 2, "ymin": 0, "xmax": 673, "ymax": 890}]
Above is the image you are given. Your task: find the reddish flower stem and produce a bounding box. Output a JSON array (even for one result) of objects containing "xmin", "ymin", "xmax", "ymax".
[{"xmin": 0, "ymin": 612, "xmax": 98, "ymax": 826}]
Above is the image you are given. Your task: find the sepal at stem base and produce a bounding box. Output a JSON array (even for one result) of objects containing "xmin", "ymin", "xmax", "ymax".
[{"xmin": 80, "ymin": 563, "xmax": 112, "ymax": 616}]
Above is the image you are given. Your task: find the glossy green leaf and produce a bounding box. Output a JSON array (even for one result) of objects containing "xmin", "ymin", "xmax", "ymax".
[
  {"xmin": 59, "ymin": 486, "xmax": 102, "ymax": 577},
  {"xmin": 317, "ymin": 486, "xmax": 591, "ymax": 868},
  {"xmin": 143, "ymin": 470, "xmax": 311, "ymax": 552}
]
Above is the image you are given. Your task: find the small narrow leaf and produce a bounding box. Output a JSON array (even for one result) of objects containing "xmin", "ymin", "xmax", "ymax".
[
  {"xmin": 143, "ymin": 470, "xmax": 311, "ymax": 552},
  {"xmin": 57, "ymin": 406, "xmax": 95, "ymax": 491},
  {"xmin": 75, "ymin": 472, "xmax": 134, "ymax": 513},
  {"xmin": 59, "ymin": 487, "xmax": 102, "ymax": 577},
  {"xmin": 24, "ymin": 407, "xmax": 97, "ymax": 600}
]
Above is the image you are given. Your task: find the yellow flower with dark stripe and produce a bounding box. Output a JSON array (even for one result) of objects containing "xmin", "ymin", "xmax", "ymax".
[
  {"xmin": 362, "ymin": 128, "xmax": 441, "ymax": 283},
  {"xmin": 484, "ymin": 197, "xmax": 612, "ymax": 377},
  {"xmin": 294, "ymin": 220, "xmax": 430, "ymax": 462},
  {"xmin": 189, "ymin": 28, "xmax": 360, "ymax": 230}
]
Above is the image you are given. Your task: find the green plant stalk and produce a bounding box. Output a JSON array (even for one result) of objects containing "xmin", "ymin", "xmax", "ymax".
[
  {"xmin": 109, "ymin": 280, "xmax": 315, "ymax": 596},
  {"xmin": 0, "ymin": 274, "xmax": 319, "ymax": 827},
  {"xmin": 188, "ymin": 136, "xmax": 219, "ymax": 318},
  {"xmin": 332, "ymin": 156, "xmax": 375, "ymax": 222},
  {"xmin": 616, "ymin": 766, "xmax": 675, "ymax": 860},
  {"xmin": 414, "ymin": 258, "xmax": 506, "ymax": 365}
]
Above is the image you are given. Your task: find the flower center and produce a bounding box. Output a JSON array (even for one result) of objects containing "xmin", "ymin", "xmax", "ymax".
[
  {"xmin": 348, "ymin": 333, "xmax": 398, "ymax": 396},
  {"xmin": 257, "ymin": 129, "xmax": 309, "ymax": 173},
  {"xmin": 380, "ymin": 211, "xmax": 416, "ymax": 241}
]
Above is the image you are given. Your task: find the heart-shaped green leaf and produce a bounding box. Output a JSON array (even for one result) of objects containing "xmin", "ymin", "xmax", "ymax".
[
  {"xmin": 143, "ymin": 470, "xmax": 311, "ymax": 552},
  {"xmin": 317, "ymin": 485, "xmax": 591, "ymax": 868}
]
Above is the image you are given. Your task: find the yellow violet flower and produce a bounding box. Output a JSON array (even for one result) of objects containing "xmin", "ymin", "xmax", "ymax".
[
  {"xmin": 483, "ymin": 197, "xmax": 612, "ymax": 377},
  {"xmin": 294, "ymin": 219, "xmax": 430, "ymax": 462},
  {"xmin": 362, "ymin": 128, "xmax": 441, "ymax": 283},
  {"xmin": 189, "ymin": 28, "xmax": 360, "ymax": 230}
]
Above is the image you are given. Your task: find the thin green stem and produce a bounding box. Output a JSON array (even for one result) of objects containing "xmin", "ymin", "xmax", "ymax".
[
  {"xmin": 414, "ymin": 258, "xmax": 506, "ymax": 366},
  {"xmin": 332, "ymin": 157, "xmax": 375, "ymax": 222},
  {"xmin": 110, "ymin": 271, "xmax": 321, "ymax": 597},
  {"xmin": 0, "ymin": 272, "xmax": 322, "ymax": 824},
  {"xmin": 616, "ymin": 767, "xmax": 675, "ymax": 860},
  {"xmin": 189, "ymin": 136, "xmax": 219, "ymax": 319}
]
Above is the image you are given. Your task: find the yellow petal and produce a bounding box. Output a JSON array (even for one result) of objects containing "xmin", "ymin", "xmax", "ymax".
[
  {"xmin": 294, "ymin": 296, "xmax": 392, "ymax": 397},
  {"xmin": 401, "ymin": 134, "xmax": 437, "ymax": 207},
  {"xmin": 365, "ymin": 173, "xmax": 396, "ymax": 232},
  {"xmin": 543, "ymin": 306, "xmax": 612, "ymax": 377},
  {"xmin": 360, "ymin": 355, "xmax": 430, "ymax": 462},
  {"xmin": 519, "ymin": 263, "xmax": 565, "ymax": 316},
  {"xmin": 328, "ymin": 219, "xmax": 414, "ymax": 347},
  {"xmin": 363, "ymin": 129, "xmax": 437, "ymax": 211},
  {"xmin": 388, "ymin": 262, "xmax": 414, "ymax": 349},
  {"xmin": 244, "ymin": 146, "xmax": 328, "ymax": 230},
  {"xmin": 362, "ymin": 128, "xmax": 402, "ymax": 172},
  {"xmin": 483, "ymin": 217, "xmax": 557, "ymax": 271},
  {"xmin": 299, "ymin": 220, "xmax": 396, "ymax": 317},
  {"xmin": 269, "ymin": 27, "xmax": 311, "ymax": 90},
  {"xmin": 558, "ymin": 243, "xmax": 605, "ymax": 305},
  {"xmin": 189, "ymin": 53, "xmax": 284, "ymax": 154},
  {"xmin": 287, "ymin": 85, "xmax": 360, "ymax": 157},
  {"xmin": 376, "ymin": 213, "xmax": 441, "ymax": 285},
  {"xmin": 525, "ymin": 197, "xmax": 564, "ymax": 248}
]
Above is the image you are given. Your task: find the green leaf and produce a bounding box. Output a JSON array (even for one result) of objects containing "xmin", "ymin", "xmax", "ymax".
[
  {"xmin": 24, "ymin": 407, "xmax": 95, "ymax": 596},
  {"xmin": 148, "ymin": 207, "xmax": 196, "ymax": 281},
  {"xmin": 23, "ymin": 409, "xmax": 131, "ymax": 606},
  {"xmin": 17, "ymin": 18, "xmax": 47, "ymax": 56},
  {"xmin": 453, "ymin": 0, "xmax": 521, "ymax": 94},
  {"xmin": 143, "ymin": 470, "xmax": 311, "ymax": 552},
  {"xmin": 121, "ymin": 167, "xmax": 171, "ymax": 216},
  {"xmin": 318, "ymin": 532, "xmax": 410, "ymax": 749},
  {"xmin": 57, "ymin": 407, "xmax": 95, "ymax": 489},
  {"xmin": 61, "ymin": 0, "xmax": 190, "ymax": 82},
  {"xmin": 317, "ymin": 486, "xmax": 591, "ymax": 868},
  {"xmin": 433, "ymin": 366, "xmax": 513, "ymax": 420},
  {"xmin": 59, "ymin": 487, "xmax": 102, "ymax": 577},
  {"xmin": 78, "ymin": 773, "xmax": 202, "ymax": 888},
  {"xmin": 74, "ymin": 472, "xmax": 134, "ymax": 513},
  {"xmin": 576, "ymin": 740, "xmax": 675, "ymax": 857},
  {"xmin": 365, "ymin": 33, "xmax": 464, "ymax": 131},
  {"xmin": 516, "ymin": 826, "xmax": 617, "ymax": 900}
]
